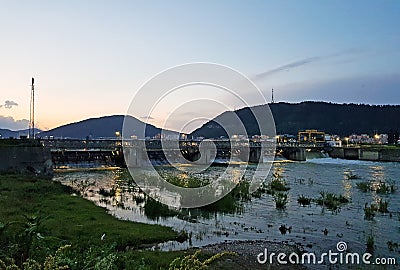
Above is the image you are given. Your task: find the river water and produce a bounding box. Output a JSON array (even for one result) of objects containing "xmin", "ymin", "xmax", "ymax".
[{"xmin": 53, "ymin": 157, "xmax": 400, "ymax": 259}]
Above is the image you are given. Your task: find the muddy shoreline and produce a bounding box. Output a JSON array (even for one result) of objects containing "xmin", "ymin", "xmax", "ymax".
[{"xmin": 199, "ymin": 239, "xmax": 308, "ymax": 269}]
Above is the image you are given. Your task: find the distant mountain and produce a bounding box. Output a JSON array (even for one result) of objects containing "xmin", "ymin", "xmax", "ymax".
[
  {"xmin": 191, "ymin": 101, "xmax": 400, "ymax": 138},
  {"xmin": 0, "ymin": 128, "xmax": 41, "ymax": 139},
  {"xmin": 39, "ymin": 115, "xmax": 176, "ymax": 139}
]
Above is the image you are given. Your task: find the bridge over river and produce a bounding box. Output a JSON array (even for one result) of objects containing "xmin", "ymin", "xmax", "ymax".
[{"xmin": 42, "ymin": 139, "xmax": 328, "ymax": 167}]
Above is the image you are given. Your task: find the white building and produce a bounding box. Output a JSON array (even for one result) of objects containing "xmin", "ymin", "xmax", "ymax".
[{"xmin": 325, "ymin": 134, "xmax": 342, "ymax": 147}]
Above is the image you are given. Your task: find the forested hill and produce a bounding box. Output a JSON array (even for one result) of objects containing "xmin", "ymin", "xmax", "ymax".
[
  {"xmin": 38, "ymin": 115, "xmax": 176, "ymax": 139},
  {"xmin": 190, "ymin": 101, "xmax": 400, "ymax": 138}
]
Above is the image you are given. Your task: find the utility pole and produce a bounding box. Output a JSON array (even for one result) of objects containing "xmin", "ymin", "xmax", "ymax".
[{"xmin": 29, "ymin": 77, "xmax": 35, "ymax": 139}]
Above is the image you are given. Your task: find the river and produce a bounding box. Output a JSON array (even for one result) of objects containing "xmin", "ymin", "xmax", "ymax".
[{"xmin": 53, "ymin": 157, "xmax": 400, "ymax": 260}]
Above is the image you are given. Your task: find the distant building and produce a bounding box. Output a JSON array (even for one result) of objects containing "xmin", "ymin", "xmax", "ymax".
[
  {"xmin": 374, "ymin": 134, "xmax": 388, "ymax": 144},
  {"xmin": 349, "ymin": 134, "xmax": 372, "ymax": 144},
  {"xmin": 325, "ymin": 134, "xmax": 342, "ymax": 147},
  {"xmin": 298, "ymin": 130, "xmax": 325, "ymax": 143},
  {"xmin": 252, "ymin": 135, "xmax": 275, "ymax": 142},
  {"xmin": 231, "ymin": 134, "xmax": 248, "ymax": 141},
  {"xmin": 276, "ymin": 134, "xmax": 297, "ymax": 143},
  {"xmin": 349, "ymin": 133, "xmax": 388, "ymax": 144}
]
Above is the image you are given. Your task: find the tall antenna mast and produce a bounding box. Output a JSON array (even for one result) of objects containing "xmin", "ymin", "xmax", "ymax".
[
  {"xmin": 271, "ymin": 88, "xmax": 275, "ymax": 104},
  {"xmin": 29, "ymin": 77, "xmax": 35, "ymax": 139}
]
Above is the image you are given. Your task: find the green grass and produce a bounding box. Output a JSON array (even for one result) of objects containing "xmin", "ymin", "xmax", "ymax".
[
  {"xmin": 0, "ymin": 139, "xmax": 41, "ymax": 147},
  {"xmin": 0, "ymin": 173, "xmax": 244, "ymax": 270},
  {"xmin": 0, "ymin": 174, "xmax": 178, "ymax": 248},
  {"xmin": 0, "ymin": 174, "xmax": 179, "ymax": 265}
]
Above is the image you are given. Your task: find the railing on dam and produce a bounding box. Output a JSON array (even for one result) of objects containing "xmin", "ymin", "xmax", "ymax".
[
  {"xmin": 40, "ymin": 138, "xmax": 326, "ymax": 151},
  {"xmin": 41, "ymin": 139, "xmax": 327, "ymax": 164}
]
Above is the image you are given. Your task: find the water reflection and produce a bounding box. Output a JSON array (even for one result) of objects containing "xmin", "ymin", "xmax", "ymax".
[{"xmin": 53, "ymin": 158, "xmax": 400, "ymax": 257}]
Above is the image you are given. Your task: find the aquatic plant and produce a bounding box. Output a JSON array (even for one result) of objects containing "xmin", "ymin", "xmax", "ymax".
[
  {"xmin": 377, "ymin": 200, "xmax": 389, "ymax": 213},
  {"xmin": 308, "ymin": 178, "xmax": 314, "ymax": 185},
  {"xmin": 346, "ymin": 172, "xmax": 360, "ymax": 179},
  {"xmin": 294, "ymin": 177, "xmax": 314, "ymax": 185},
  {"xmin": 251, "ymin": 182, "xmax": 268, "ymax": 198},
  {"xmin": 387, "ymin": 241, "xmax": 399, "ymax": 252},
  {"xmin": 270, "ymin": 178, "xmax": 290, "ymax": 191},
  {"xmin": 297, "ymin": 195, "xmax": 312, "ymax": 206},
  {"xmin": 279, "ymin": 224, "xmax": 292, "ymax": 235},
  {"xmin": 267, "ymin": 178, "xmax": 290, "ymax": 195},
  {"xmin": 356, "ymin": 180, "xmax": 396, "ymax": 194},
  {"xmin": 315, "ymin": 191, "xmax": 349, "ymax": 211},
  {"xmin": 162, "ymin": 173, "xmax": 209, "ymax": 188},
  {"xmin": 71, "ymin": 179, "xmax": 96, "ymax": 195},
  {"xmin": 274, "ymin": 192, "xmax": 288, "ymax": 209},
  {"xmin": 356, "ymin": 182, "xmax": 371, "ymax": 192},
  {"xmin": 201, "ymin": 180, "xmax": 261, "ymax": 213},
  {"xmin": 366, "ymin": 235, "xmax": 374, "ymax": 251},
  {"xmin": 363, "ymin": 199, "xmax": 389, "ymax": 218},
  {"xmin": 144, "ymin": 197, "xmax": 177, "ymax": 220},
  {"xmin": 99, "ymin": 187, "xmax": 116, "ymax": 197},
  {"xmin": 376, "ymin": 181, "xmax": 396, "ymax": 194},
  {"xmin": 364, "ymin": 203, "xmax": 376, "ymax": 220},
  {"xmin": 133, "ymin": 194, "xmax": 145, "ymax": 204}
]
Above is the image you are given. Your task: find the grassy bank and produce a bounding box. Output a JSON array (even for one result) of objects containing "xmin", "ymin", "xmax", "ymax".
[{"xmin": 0, "ymin": 174, "xmax": 184, "ymax": 268}]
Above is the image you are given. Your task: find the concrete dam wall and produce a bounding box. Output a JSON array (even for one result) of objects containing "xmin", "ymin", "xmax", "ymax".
[
  {"xmin": 0, "ymin": 146, "xmax": 53, "ymax": 177},
  {"xmin": 329, "ymin": 147, "xmax": 400, "ymax": 162}
]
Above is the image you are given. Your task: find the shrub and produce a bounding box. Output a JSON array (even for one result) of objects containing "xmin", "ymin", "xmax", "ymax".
[
  {"xmin": 168, "ymin": 250, "xmax": 237, "ymax": 270},
  {"xmin": 297, "ymin": 195, "xmax": 312, "ymax": 206}
]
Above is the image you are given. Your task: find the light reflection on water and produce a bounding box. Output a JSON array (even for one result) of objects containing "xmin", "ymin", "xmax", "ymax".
[{"xmin": 53, "ymin": 158, "xmax": 400, "ymax": 258}]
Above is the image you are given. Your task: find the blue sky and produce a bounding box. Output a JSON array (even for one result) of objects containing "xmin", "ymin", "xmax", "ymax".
[{"xmin": 1, "ymin": 1, "xmax": 399, "ymax": 131}]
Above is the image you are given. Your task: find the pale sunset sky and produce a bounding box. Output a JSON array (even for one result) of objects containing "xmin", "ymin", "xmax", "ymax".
[{"xmin": 1, "ymin": 1, "xmax": 399, "ymax": 131}]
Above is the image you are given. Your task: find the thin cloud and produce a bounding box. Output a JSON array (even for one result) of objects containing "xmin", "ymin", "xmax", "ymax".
[
  {"xmin": 253, "ymin": 48, "xmax": 365, "ymax": 81},
  {"xmin": 253, "ymin": 56, "xmax": 321, "ymax": 80}
]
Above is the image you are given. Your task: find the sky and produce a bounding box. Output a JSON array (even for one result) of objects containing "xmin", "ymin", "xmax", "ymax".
[{"xmin": 1, "ymin": 0, "xmax": 399, "ymax": 132}]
